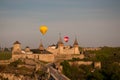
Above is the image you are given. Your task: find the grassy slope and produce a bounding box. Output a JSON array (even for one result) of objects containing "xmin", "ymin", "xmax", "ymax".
[
  {"xmin": 85, "ymin": 47, "xmax": 120, "ymax": 62},
  {"xmin": 0, "ymin": 52, "xmax": 12, "ymax": 60}
]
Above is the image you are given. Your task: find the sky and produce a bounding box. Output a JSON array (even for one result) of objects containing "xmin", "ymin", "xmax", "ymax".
[{"xmin": 0, "ymin": 0, "xmax": 120, "ymax": 49}]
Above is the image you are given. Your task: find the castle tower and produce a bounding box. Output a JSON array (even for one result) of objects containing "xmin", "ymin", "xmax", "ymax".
[
  {"xmin": 25, "ymin": 46, "xmax": 30, "ymax": 52},
  {"xmin": 57, "ymin": 34, "xmax": 64, "ymax": 54},
  {"xmin": 39, "ymin": 40, "xmax": 44, "ymax": 51},
  {"xmin": 12, "ymin": 41, "xmax": 21, "ymax": 54},
  {"xmin": 73, "ymin": 37, "xmax": 80, "ymax": 54}
]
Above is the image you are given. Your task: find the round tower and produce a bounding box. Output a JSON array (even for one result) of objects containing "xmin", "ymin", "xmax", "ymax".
[
  {"xmin": 25, "ymin": 46, "xmax": 30, "ymax": 52},
  {"xmin": 12, "ymin": 41, "xmax": 21, "ymax": 54}
]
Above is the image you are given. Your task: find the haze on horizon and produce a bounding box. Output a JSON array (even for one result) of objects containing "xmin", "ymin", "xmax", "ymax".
[{"xmin": 0, "ymin": 0, "xmax": 120, "ymax": 49}]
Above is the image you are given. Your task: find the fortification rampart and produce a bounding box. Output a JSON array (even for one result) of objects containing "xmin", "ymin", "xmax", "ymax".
[
  {"xmin": 55, "ymin": 54, "xmax": 84, "ymax": 62},
  {"xmin": 11, "ymin": 53, "xmax": 84, "ymax": 63},
  {"xmin": 47, "ymin": 47, "xmax": 80, "ymax": 55},
  {"xmin": 69, "ymin": 61, "xmax": 93, "ymax": 66},
  {"xmin": 69, "ymin": 61, "xmax": 101, "ymax": 69},
  {"xmin": 12, "ymin": 54, "xmax": 55, "ymax": 62}
]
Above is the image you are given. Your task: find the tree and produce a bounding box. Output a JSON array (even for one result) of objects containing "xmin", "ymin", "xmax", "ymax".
[
  {"xmin": 102, "ymin": 62, "xmax": 120, "ymax": 80},
  {"xmin": 4, "ymin": 48, "xmax": 9, "ymax": 51},
  {"xmin": 61, "ymin": 60, "xmax": 71, "ymax": 77},
  {"xmin": 87, "ymin": 70, "xmax": 104, "ymax": 80}
]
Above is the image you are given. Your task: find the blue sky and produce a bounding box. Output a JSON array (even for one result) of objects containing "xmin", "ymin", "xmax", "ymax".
[{"xmin": 0, "ymin": 0, "xmax": 120, "ymax": 48}]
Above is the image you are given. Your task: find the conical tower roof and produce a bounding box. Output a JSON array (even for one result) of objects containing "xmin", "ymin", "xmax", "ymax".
[
  {"xmin": 57, "ymin": 33, "xmax": 63, "ymax": 45},
  {"xmin": 73, "ymin": 37, "xmax": 78, "ymax": 45},
  {"xmin": 13, "ymin": 41, "xmax": 21, "ymax": 44},
  {"xmin": 26, "ymin": 46, "xmax": 29, "ymax": 48}
]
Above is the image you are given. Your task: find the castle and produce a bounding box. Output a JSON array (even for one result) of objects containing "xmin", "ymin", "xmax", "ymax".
[
  {"xmin": 12, "ymin": 36, "xmax": 84, "ymax": 62},
  {"xmin": 47, "ymin": 35, "xmax": 80, "ymax": 55}
]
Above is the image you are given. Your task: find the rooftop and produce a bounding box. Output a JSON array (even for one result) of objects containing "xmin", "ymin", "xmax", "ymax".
[{"xmin": 13, "ymin": 41, "xmax": 21, "ymax": 44}]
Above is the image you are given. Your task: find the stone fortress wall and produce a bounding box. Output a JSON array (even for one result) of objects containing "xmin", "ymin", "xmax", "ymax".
[
  {"xmin": 83, "ymin": 47, "xmax": 101, "ymax": 51},
  {"xmin": 12, "ymin": 54, "xmax": 55, "ymax": 62},
  {"xmin": 46, "ymin": 47, "xmax": 79, "ymax": 55},
  {"xmin": 12, "ymin": 54, "xmax": 85, "ymax": 63}
]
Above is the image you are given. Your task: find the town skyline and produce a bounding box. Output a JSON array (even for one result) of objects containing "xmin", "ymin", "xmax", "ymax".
[{"xmin": 0, "ymin": 0, "xmax": 120, "ymax": 48}]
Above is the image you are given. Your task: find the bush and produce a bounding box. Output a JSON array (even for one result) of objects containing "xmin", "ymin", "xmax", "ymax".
[
  {"xmin": 9, "ymin": 59, "xmax": 24, "ymax": 67},
  {"xmin": 61, "ymin": 60, "xmax": 89, "ymax": 80}
]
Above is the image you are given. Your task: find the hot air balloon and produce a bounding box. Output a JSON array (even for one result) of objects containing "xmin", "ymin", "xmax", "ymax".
[
  {"xmin": 40, "ymin": 25, "xmax": 48, "ymax": 35},
  {"xmin": 64, "ymin": 36, "xmax": 69, "ymax": 42}
]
